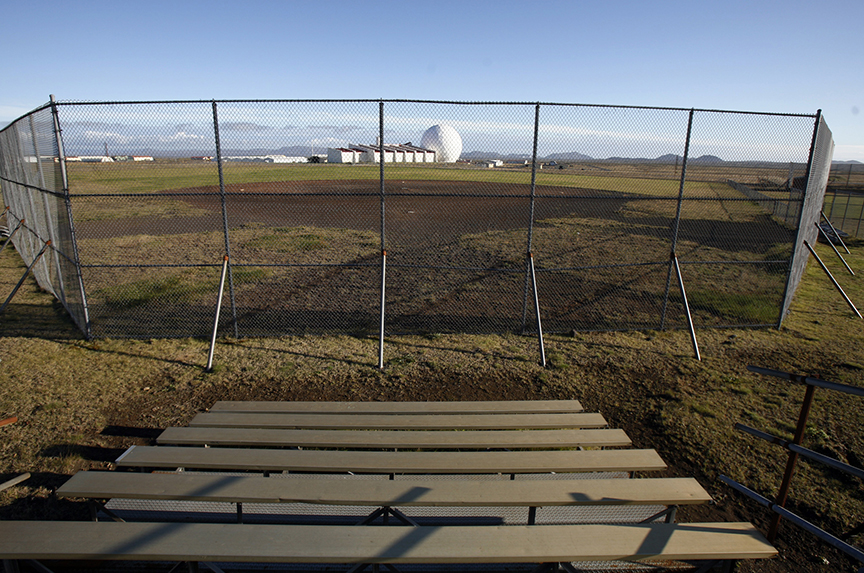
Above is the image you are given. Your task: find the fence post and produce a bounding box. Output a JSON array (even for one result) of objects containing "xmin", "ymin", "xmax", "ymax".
[
  {"xmin": 212, "ymin": 101, "xmax": 238, "ymax": 338},
  {"xmin": 660, "ymin": 109, "xmax": 694, "ymax": 330},
  {"xmin": 767, "ymin": 382, "xmax": 816, "ymax": 542},
  {"xmin": 50, "ymin": 95, "xmax": 92, "ymax": 339},
  {"xmin": 378, "ymin": 100, "xmax": 387, "ymax": 369},
  {"xmin": 521, "ymin": 103, "xmax": 541, "ymax": 336},
  {"xmin": 841, "ymin": 192, "xmax": 851, "ymax": 232}
]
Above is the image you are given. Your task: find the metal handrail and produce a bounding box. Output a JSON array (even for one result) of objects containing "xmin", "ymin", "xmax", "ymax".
[
  {"xmin": 730, "ymin": 365, "xmax": 864, "ymax": 561},
  {"xmin": 735, "ymin": 422, "xmax": 864, "ymax": 480},
  {"xmin": 747, "ymin": 365, "xmax": 864, "ymax": 397},
  {"xmin": 720, "ymin": 476, "xmax": 864, "ymax": 570}
]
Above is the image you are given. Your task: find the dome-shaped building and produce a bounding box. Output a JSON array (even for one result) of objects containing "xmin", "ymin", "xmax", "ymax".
[{"xmin": 420, "ymin": 124, "xmax": 463, "ymax": 163}]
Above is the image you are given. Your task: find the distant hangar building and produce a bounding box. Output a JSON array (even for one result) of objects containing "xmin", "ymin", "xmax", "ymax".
[
  {"xmin": 327, "ymin": 124, "xmax": 462, "ymax": 164},
  {"xmin": 327, "ymin": 143, "xmax": 436, "ymax": 164}
]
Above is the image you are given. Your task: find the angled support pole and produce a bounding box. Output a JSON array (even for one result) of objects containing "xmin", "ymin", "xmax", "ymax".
[
  {"xmin": 0, "ymin": 241, "xmax": 50, "ymax": 315},
  {"xmin": 205, "ymin": 255, "xmax": 230, "ymax": 372},
  {"xmin": 673, "ymin": 253, "xmax": 700, "ymax": 361},
  {"xmin": 803, "ymin": 240, "xmax": 862, "ymax": 318},
  {"xmin": 0, "ymin": 219, "xmax": 24, "ymax": 257},
  {"xmin": 821, "ymin": 211, "xmax": 851, "ymax": 254},
  {"xmin": 815, "ymin": 222, "xmax": 854, "ymax": 275},
  {"xmin": 529, "ymin": 253, "xmax": 547, "ymax": 368}
]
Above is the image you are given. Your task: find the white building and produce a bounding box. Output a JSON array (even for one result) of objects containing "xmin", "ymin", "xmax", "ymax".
[
  {"xmin": 66, "ymin": 156, "xmax": 114, "ymax": 163},
  {"xmin": 326, "ymin": 143, "xmax": 436, "ymax": 164},
  {"xmin": 223, "ymin": 155, "xmax": 307, "ymax": 163}
]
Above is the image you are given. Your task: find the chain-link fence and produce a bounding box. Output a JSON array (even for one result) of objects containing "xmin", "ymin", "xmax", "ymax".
[
  {"xmin": 0, "ymin": 99, "xmax": 832, "ymax": 340},
  {"xmin": 824, "ymin": 188, "xmax": 864, "ymax": 239}
]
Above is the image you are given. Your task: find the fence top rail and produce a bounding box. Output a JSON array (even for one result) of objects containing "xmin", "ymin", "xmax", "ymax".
[
  {"xmin": 0, "ymin": 98, "xmax": 818, "ymax": 137},
  {"xmin": 747, "ymin": 365, "xmax": 864, "ymax": 397}
]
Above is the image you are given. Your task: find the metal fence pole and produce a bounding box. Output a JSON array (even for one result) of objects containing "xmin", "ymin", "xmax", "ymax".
[
  {"xmin": 857, "ymin": 202, "xmax": 863, "ymax": 239},
  {"xmin": 673, "ymin": 254, "xmax": 700, "ymax": 361},
  {"xmin": 212, "ymin": 101, "xmax": 238, "ymax": 338},
  {"xmin": 206, "ymin": 255, "xmax": 229, "ymax": 372},
  {"xmin": 378, "ymin": 100, "xmax": 387, "ymax": 369},
  {"xmin": 0, "ymin": 241, "xmax": 50, "ymax": 315},
  {"xmin": 841, "ymin": 192, "xmax": 851, "ymax": 231},
  {"xmin": 0, "ymin": 219, "xmax": 23, "ymax": 257},
  {"xmin": 821, "ymin": 211, "xmax": 851, "ymax": 254},
  {"xmin": 50, "ymin": 95, "xmax": 91, "ymax": 339},
  {"xmin": 803, "ymin": 240, "xmax": 861, "ymax": 318},
  {"xmin": 660, "ymin": 109, "xmax": 694, "ymax": 330},
  {"xmin": 529, "ymin": 253, "xmax": 546, "ymax": 367},
  {"xmin": 767, "ymin": 382, "xmax": 816, "ymax": 542},
  {"xmin": 521, "ymin": 104, "xmax": 541, "ymax": 336},
  {"xmin": 814, "ymin": 222, "xmax": 854, "ymax": 275}
]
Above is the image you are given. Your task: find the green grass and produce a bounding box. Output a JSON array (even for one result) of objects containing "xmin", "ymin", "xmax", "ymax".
[
  {"xmin": 823, "ymin": 192, "xmax": 864, "ymax": 236},
  {"xmin": 66, "ymin": 161, "xmax": 730, "ymax": 198},
  {"xmin": 94, "ymin": 267, "xmax": 270, "ymax": 310},
  {"xmin": 688, "ymin": 291, "xmax": 782, "ymax": 324},
  {"xmin": 243, "ymin": 229, "xmax": 327, "ymax": 252}
]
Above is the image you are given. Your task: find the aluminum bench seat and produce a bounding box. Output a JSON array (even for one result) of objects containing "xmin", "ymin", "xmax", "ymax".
[
  {"xmin": 0, "ymin": 521, "xmax": 777, "ymax": 564},
  {"xmin": 156, "ymin": 427, "xmax": 631, "ymax": 449},
  {"xmin": 209, "ymin": 399, "xmax": 584, "ymax": 414},
  {"xmin": 115, "ymin": 446, "xmax": 667, "ymax": 474},
  {"xmin": 188, "ymin": 412, "xmax": 607, "ymax": 430},
  {"xmin": 58, "ymin": 472, "xmax": 711, "ymax": 507}
]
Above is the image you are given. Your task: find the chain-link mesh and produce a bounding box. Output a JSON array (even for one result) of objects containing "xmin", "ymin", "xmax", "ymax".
[{"xmin": 0, "ymin": 100, "xmax": 832, "ymax": 339}]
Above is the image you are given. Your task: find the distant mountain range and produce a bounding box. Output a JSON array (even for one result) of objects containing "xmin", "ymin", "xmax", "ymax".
[{"xmin": 462, "ymin": 151, "xmax": 725, "ymax": 164}]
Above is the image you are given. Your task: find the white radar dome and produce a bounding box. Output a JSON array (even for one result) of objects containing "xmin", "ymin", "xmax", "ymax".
[{"xmin": 420, "ymin": 124, "xmax": 463, "ymax": 163}]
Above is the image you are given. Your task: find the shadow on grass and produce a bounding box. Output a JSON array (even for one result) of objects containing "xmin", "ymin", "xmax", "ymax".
[
  {"xmin": 40, "ymin": 444, "xmax": 128, "ymax": 464},
  {"xmin": 54, "ymin": 340, "xmax": 201, "ymax": 369},
  {"xmin": 0, "ymin": 471, "xmax": 90, "ymax": 521},
  {"xmin": 99, "ymin": 426, "xmax": 164, "ymax": 441}
]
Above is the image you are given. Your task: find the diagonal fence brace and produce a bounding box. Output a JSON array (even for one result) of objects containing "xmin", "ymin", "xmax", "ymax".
[
  {"xmin": 0, "ymin": 219, "xmax": 24, "ymax": 257},
  {"xmin": 0, "ymin": 240, "xmax": 51, "ymax": 315},
  {"xmin": 815, "ymin": 222, "xmax": 854, "ymax": 275},
  {"xmin": 803, "ymin": 240, "xmax": 862, "ymax": 318}
]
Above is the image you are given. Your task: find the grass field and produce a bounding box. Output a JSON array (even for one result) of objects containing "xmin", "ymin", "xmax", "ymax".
[
  {"xmin": 824, "ymin": 191, "xmax": 864, "ymax": 237},
  {"xmin": 65, "ymin": 160, "xmax": 795, "ymax": 197}
]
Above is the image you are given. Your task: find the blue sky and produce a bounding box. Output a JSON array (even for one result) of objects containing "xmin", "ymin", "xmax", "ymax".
[{"xmin": 1, "ymin": 0, "xmax": 862, "ymax": 161}]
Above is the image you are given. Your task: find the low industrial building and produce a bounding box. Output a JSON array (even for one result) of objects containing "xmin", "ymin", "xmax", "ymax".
[{"xmin": 327, "ymin": 143, "xmax": 436, "ymax": 164}]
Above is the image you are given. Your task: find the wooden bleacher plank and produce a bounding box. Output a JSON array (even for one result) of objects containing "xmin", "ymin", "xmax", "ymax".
[
  {"xmin": 210, "ymin": 399, "xmax": 584, "ymax": 414},
  {"xmin": 156, "ymin": 427, "xmax": 631, "ymax": 449},
  {"xmin": 58, "ymin": 472, "xmax": 713, "ymax": 507},
  {"xmin": 188, "ymin": 412, "xmax": 607, "ymax": 430},
  {"xmin": 0, "ymin": 521, "xmax": 777, "ymax": 563},
  {"xmin": 115, "ymin": 446, "xmax": 666, "ymax": 474}
]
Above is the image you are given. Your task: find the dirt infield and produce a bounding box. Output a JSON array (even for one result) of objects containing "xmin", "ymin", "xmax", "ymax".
[{"xmin": 78, "ymin": 180, "xmax": 633, "ymax": 246}]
